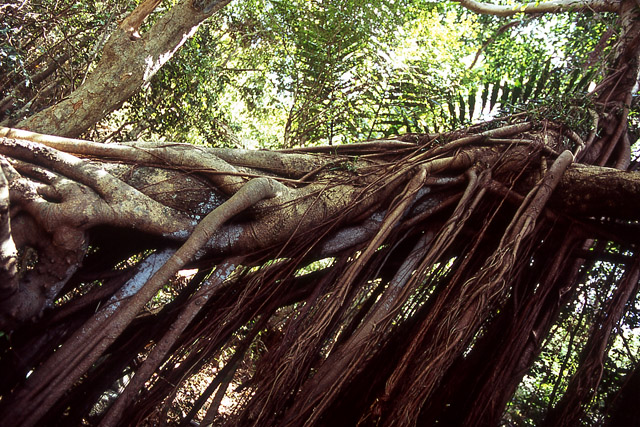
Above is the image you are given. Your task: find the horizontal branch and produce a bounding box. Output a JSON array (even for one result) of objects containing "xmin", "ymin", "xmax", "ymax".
[
  {"xmin": 554, "ymin": 164, "xmax": 640, "ymax": 219},
  {"xmin": 455, "ymin": 0, "xmax": 620, "ymax": 16}
]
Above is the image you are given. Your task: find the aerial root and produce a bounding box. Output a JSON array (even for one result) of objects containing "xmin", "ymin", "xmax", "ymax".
[
  {"xmin": 99, "ymin": 257, "xmax": 243, "ymax": 427},
  {"xmin": 376, "ymin": 152, "xmax": 574, "ymax": 426},
  {"xmin": 0, "ymin": 135, "xmax": 193, "ymax": 234},
  {"xmin": 501, "ymin": 150, "xmax": 573, "ymax": 250},
  {"xmin": 545, "ymin": 255, "xmax": 640, "ymax": 426},
  {"xmin": 278, "ymin": 167, "xmax": 429, "ymax": 426},
  {"xmin": 1, "ymin": 177, "xmax": 281, "ymax": 427}
]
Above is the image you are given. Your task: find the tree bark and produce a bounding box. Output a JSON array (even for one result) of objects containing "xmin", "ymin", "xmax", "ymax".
[
  {"xmin": 456, "ymin": 0, "xmax": 620, "ymax": 16},
  {"xmin": 16, "ymin": 0, "xmax": 231, "ymax": 137}
]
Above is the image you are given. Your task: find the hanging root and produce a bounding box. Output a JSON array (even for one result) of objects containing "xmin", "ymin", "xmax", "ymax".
[
  {"xmin": 545, "ymin": 255, "xmax": 640, "ymax": 426},
  {"xmin": 99, "ymin": 258, "xmax": 242, "ymax": 427},
  {"xmin": 379, "ymin": 151, "xmax": 574, "ymax": 426}
]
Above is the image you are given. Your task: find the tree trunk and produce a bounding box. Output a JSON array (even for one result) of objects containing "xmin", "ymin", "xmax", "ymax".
[{"xmin": 16, "ymin": 0, "xmax": 231, "ymax": 137}]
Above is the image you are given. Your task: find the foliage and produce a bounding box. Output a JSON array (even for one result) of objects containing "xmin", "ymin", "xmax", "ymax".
[
  {"xmin": 102, "ymin": 0, "xmax": 620, "ymax": 149},
  {"xmin": 2, "ymin": 0, "xmax": 614, "ymax": 147},
  {"xmin": 102, "ymin": 0, "xmax": 482, "ymax": 146}
]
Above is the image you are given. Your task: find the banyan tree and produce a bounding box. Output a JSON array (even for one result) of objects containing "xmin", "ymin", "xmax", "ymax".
[{"xmin": 1, "ymin": 0, "xmax": 639, "ymax": 425}]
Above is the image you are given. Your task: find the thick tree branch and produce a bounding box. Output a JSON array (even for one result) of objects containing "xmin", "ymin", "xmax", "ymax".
[
  {"xmin": 554, "ymin": 163, "xmax": 640, "ymax": 219},
  {"xmin": 120, "ymin": 0, "xmax": 162, "ymax": 39},
  {"xmin": 455, "ymin": 0, "xmax": 620, "ymax": 16}
]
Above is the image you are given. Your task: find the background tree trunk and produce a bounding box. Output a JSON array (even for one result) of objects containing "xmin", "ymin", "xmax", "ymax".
[{"xmin": 16, "ymin": 0, "xmax": 231, "ymax": 137}]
